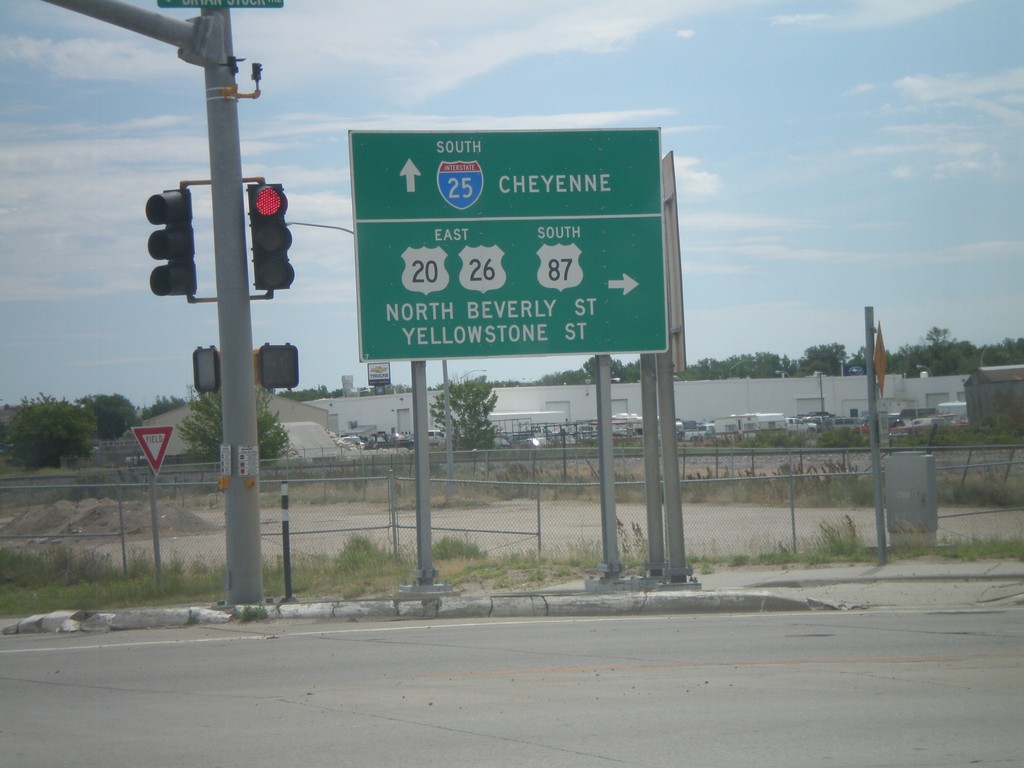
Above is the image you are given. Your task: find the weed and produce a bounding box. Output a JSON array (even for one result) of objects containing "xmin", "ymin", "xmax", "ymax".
[
  {"xmin": 808, "ymin": 515, "xmax": 868, "ymax": 562},
  {"xmin": 238, "ymin": 604, "xmax": 268, "ymax": 622},
  {"xmin": 617, "ymin": 518, "xmax": 648, "ymax": 563},
  {"xmin": 433, "ymin": 537, "xmax": 486, "ymax": 561}
]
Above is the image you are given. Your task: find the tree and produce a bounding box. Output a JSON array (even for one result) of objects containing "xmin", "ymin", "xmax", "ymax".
[
  {"xmin": 276, "ymin": 384, "xmax": 347, "ymax": 402},
  {"xmin": 8, "ymin": 395, "xmax": 96, "ymax": 469},
  {"xmin": 429, "ymin": 378, "xmax": 498, "ymax": 450},
  {"xmin": 78, "ymin": 393, "xmax": 138, "ymax": 440},
  {"xmin": 798, "ymin": 344, "xmax": 847, "ymax": 376},
  {"xmin": 179, "ymin": 389, "xmax": 289, "ymax": 462}
]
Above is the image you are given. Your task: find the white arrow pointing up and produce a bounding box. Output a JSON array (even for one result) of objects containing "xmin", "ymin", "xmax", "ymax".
[
  {"xmin": 608, "ymin": 274, "xmax": 639, "ymax": 295},
  {"xmin": 400, "ymin": 159, "xmax": 421, "ymax": 192}
]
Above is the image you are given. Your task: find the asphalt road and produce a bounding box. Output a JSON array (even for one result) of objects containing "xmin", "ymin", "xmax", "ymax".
[{"xmin": 2, "ymin": 609, "xmax": 1021, "ymax": 767}]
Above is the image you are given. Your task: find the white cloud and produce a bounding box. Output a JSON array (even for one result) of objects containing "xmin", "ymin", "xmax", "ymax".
[
  {"xmin": 676, "ymin": 29, "xmax": 696, "ymax": 38},
  {"xmin": 233, "ymin": 1, "xmax": 748, "ymax": 102},
  {"xmin": 771, "ymin": 14, "xmax": 830, "ymax": 27},
  {"xmin": 847, "ymin": 83, "xmax": 878, "ymax": 96},
  {"xmin": 894, "ymin": 68, "xmax": 1024, "ymax": 126},
  {"xmin": 0, "ymin": 34, "xmax": 175, "ymax": 81},
  {"xmin": 826, "ymin": 0, "xmax": 974, "ymax": 29},
  {"xmin": 679, "ymin": 211, "xmax": 808, "ymax": 232},
  {"xmin": 673, "ymin": 156, "xmax": 722, "ymax": 200}
]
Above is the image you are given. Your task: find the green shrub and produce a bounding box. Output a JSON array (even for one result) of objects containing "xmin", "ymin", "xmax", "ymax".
[{"xmin": 433, "ymin": 536, "xmax": 485, "ymax": 561}]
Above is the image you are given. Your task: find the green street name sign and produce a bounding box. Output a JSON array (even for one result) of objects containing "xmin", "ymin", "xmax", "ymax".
[
  {"xmin": 157, "ymin": 0, "xmax": 283, "ymax": 8},
  {"xmin": 348, "ymin": 129, "xmax": 666, "ymax": 362}
]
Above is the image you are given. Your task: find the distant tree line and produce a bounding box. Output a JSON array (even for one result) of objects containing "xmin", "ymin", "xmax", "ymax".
[{"xmin": 530, "ymin": 329, "xmax": 1024, "ymax": 385}]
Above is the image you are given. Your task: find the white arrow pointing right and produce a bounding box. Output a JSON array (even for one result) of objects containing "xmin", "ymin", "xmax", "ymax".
[
  {"xmin": 400, "ymin": 159, "xmax": 421, "ymax": 192},
  {"xmin": 608, "ymin": 273, "xmax": 639, "ymax": 295}
]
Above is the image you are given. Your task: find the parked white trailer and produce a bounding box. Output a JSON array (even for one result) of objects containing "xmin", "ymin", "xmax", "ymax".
[{"xmin": 713, "ymin": 413, "xmax": 786, "ymax": 437}]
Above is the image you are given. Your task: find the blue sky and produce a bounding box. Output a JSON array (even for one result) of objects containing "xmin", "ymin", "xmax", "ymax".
[{"xmin": 1, "ymin": 0, "xmax": 1021, "ymax": 408}]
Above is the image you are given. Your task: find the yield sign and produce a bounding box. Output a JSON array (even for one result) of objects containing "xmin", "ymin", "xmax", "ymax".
[{"xmin": 132, "ymin": 426, "xmax": 174, "ymax": 474}]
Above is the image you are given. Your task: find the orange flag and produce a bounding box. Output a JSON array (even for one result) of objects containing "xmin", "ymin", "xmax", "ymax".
[{"xmin": 874, "ymin": 322, "xmax": 887, "ymax": 396}]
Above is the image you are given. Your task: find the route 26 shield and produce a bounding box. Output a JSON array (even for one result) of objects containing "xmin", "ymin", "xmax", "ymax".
[
  {"xmin": 458, "ymin": 245, "xmax": 506, "ymax": 294},
  {"xmin": 437, "ymin": 160, "xmax": 483, "ymax": 210}
]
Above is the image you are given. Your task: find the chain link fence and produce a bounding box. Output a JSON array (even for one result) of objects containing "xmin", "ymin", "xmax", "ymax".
[{"xmin": 1, "ymin": 446, "xmax": 1020, "ymax": 577}]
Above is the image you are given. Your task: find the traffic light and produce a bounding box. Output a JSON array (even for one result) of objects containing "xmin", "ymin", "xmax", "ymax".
[
  {"xmin": 146, "ymin": 188, "xmax": 196, "ymax": 296},
  {"xmin": 247, "ymin": 183, "xmax": 293, "ymax": 291},
  {"xmin": 192, "ymin": 346, "xmax": 220, "ymax": 393},
  {"xmin": 256, "ymin": 343, "xmax": 299, "ymax": 389}
]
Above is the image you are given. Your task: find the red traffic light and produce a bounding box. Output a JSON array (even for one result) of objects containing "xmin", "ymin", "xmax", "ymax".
[
  {"xmin": 247, "ymin": 183, "xmax": 293, "ymax": 292},
  {"xmin": 254, "ymin": 186, "xmax": 286, "ymax": 216}
]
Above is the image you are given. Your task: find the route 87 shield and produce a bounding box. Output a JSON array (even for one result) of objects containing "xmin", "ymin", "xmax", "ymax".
[{"xmin": 437, "ymin": 161, "xmax": 483, "ymax": 210}]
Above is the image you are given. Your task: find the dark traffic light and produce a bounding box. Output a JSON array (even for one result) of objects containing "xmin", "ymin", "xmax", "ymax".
[
  {"xmin": 256, "ymin": 343, "xmax": 300, "ymax": 390},
  {"xmin": 146, "ymin": 188, "xmax": 196, "ymax": 297},
  {"xmin": 247, "ymin": 183, "xmax": 293, "ymax": 291}
]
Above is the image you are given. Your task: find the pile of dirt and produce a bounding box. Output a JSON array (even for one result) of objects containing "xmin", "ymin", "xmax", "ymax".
[{"xmin": 0, "ymin": 498, "xmax": 220, "ymax": 538}]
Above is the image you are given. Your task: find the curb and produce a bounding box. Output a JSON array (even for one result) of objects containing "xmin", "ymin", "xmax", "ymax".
[{"xmin": 2, "ymin": 590, "xmax": 831, "ymax": 635}]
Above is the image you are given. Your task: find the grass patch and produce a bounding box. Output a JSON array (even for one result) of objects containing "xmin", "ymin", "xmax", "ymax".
[
  {"xmin": 237, "ymin": 604, "xmax": 268, "ymax": 622},
  {"xmin": 806, "ymin": 515, "xmax": 869, "ymax": 563},
  {"xmin": 433, "ymin": 537, "xmax": 486, "ymax": 561},
  {"xmin": 2, "ymin": 532, "xmax": 1022, "ymax": 616}
]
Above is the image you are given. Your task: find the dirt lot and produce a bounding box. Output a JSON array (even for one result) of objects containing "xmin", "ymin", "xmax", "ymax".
[{"xmin": 2, "ymin": 492, "xmax": 1020, "ymax": 571}]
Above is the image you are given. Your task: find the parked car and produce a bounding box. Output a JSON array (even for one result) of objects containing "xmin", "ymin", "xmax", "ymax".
[
  {"xmin": 364, "ymin": 431, "xmax": 413, "ymax": 450},
  {"xmin": 681, "ymin": 422, "xmax": 714, "ymax": 441},
  {"xmin": 784, "ymin": 417, "xmax": 815, "ymax": 433}
]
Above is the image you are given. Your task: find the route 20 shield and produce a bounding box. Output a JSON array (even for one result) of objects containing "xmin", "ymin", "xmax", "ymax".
[
  {"xmin": 401, "ymin": 246, "xmax": 449, "ymax": 295},
  {"xmin": 437, "ymin": 161, "xmax": 483, "ymax": 210}
]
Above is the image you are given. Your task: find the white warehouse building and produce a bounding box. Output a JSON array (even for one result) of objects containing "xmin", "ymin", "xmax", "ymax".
[{"xmin": 309, "ymin": 373, "xmax": 968, "ymax": 438}]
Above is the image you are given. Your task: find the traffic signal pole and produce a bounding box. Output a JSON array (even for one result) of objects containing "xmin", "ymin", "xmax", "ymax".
[
  {"xmin": 41, "ymin": 0, "xmax": 264, "ymax": 604},
  {"xmin": 202, "ymin": 9, "xmax": 263, "ymax": 605}
]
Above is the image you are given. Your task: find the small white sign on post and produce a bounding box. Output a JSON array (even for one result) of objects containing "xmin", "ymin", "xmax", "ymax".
[{"xmin": 238, "ymin": 445, "xmax": 260, "ymax": 476}]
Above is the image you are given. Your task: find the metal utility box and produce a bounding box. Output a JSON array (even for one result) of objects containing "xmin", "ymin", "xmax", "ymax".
[{"xmin": 884, "ymin": 451, "xmax": 938, "ymax": 546}]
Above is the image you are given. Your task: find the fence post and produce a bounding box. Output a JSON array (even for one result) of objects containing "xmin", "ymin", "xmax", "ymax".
[
  {"xmin": 117, "ymin": 471, "xmax": 128, "ymax": 575},
  {"xmin": 388, "ymin": 470, "xmax": 399, "ymax": 559},
  {"xmin": 788, "ymin": 451, "xmax": 798, "ymax": 553},
  {"xmin": 536, "ymin": 481, "xmax": 542, "ymax": 554}
]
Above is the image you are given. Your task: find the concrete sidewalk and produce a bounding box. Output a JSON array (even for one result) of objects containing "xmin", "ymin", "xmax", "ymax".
[
  {"xmin": 694, "ymin": 559, "xmax": 1024, "ymax": 611},
  {"xmin": 4, "ymin": 559, "xmax": 1023, "ymax": 635}
]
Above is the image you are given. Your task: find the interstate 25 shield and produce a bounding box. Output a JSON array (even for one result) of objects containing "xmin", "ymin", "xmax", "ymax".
[{"xmin": 437, "ymin": 160, "xmax": 483, "ymax": 210}]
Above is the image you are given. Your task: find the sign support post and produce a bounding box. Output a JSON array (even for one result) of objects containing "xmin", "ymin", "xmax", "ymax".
[
  {"xmin": 146, "ymin": 466, "xmax": 163, "ymax": 587},
  {"xmin": 640, "ymin": 353, "xmax": 665, "ymax": 577},
  {"xmin": 657, "ymin": 351, "xmax": 692, "ymax": 583},
  {"xmin": 592, "ymin": 355, "xmax": 623, "ymax": 584},
  {"xmin": 401, "ymin": 361, "xmax": 449, "ymax": 592},
  {"xmin": 865, "ymin": 306, "xmax": 888, "ymax": 564}
]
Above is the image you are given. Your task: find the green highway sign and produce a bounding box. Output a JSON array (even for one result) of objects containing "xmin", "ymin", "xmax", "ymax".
[
  {"xmin": 348, "ymin": 129, "xmax": 666, "ymax": 362},
  {"xmin": 158, "ymin": 1, "xmax": 283, "ymax": 8}
]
